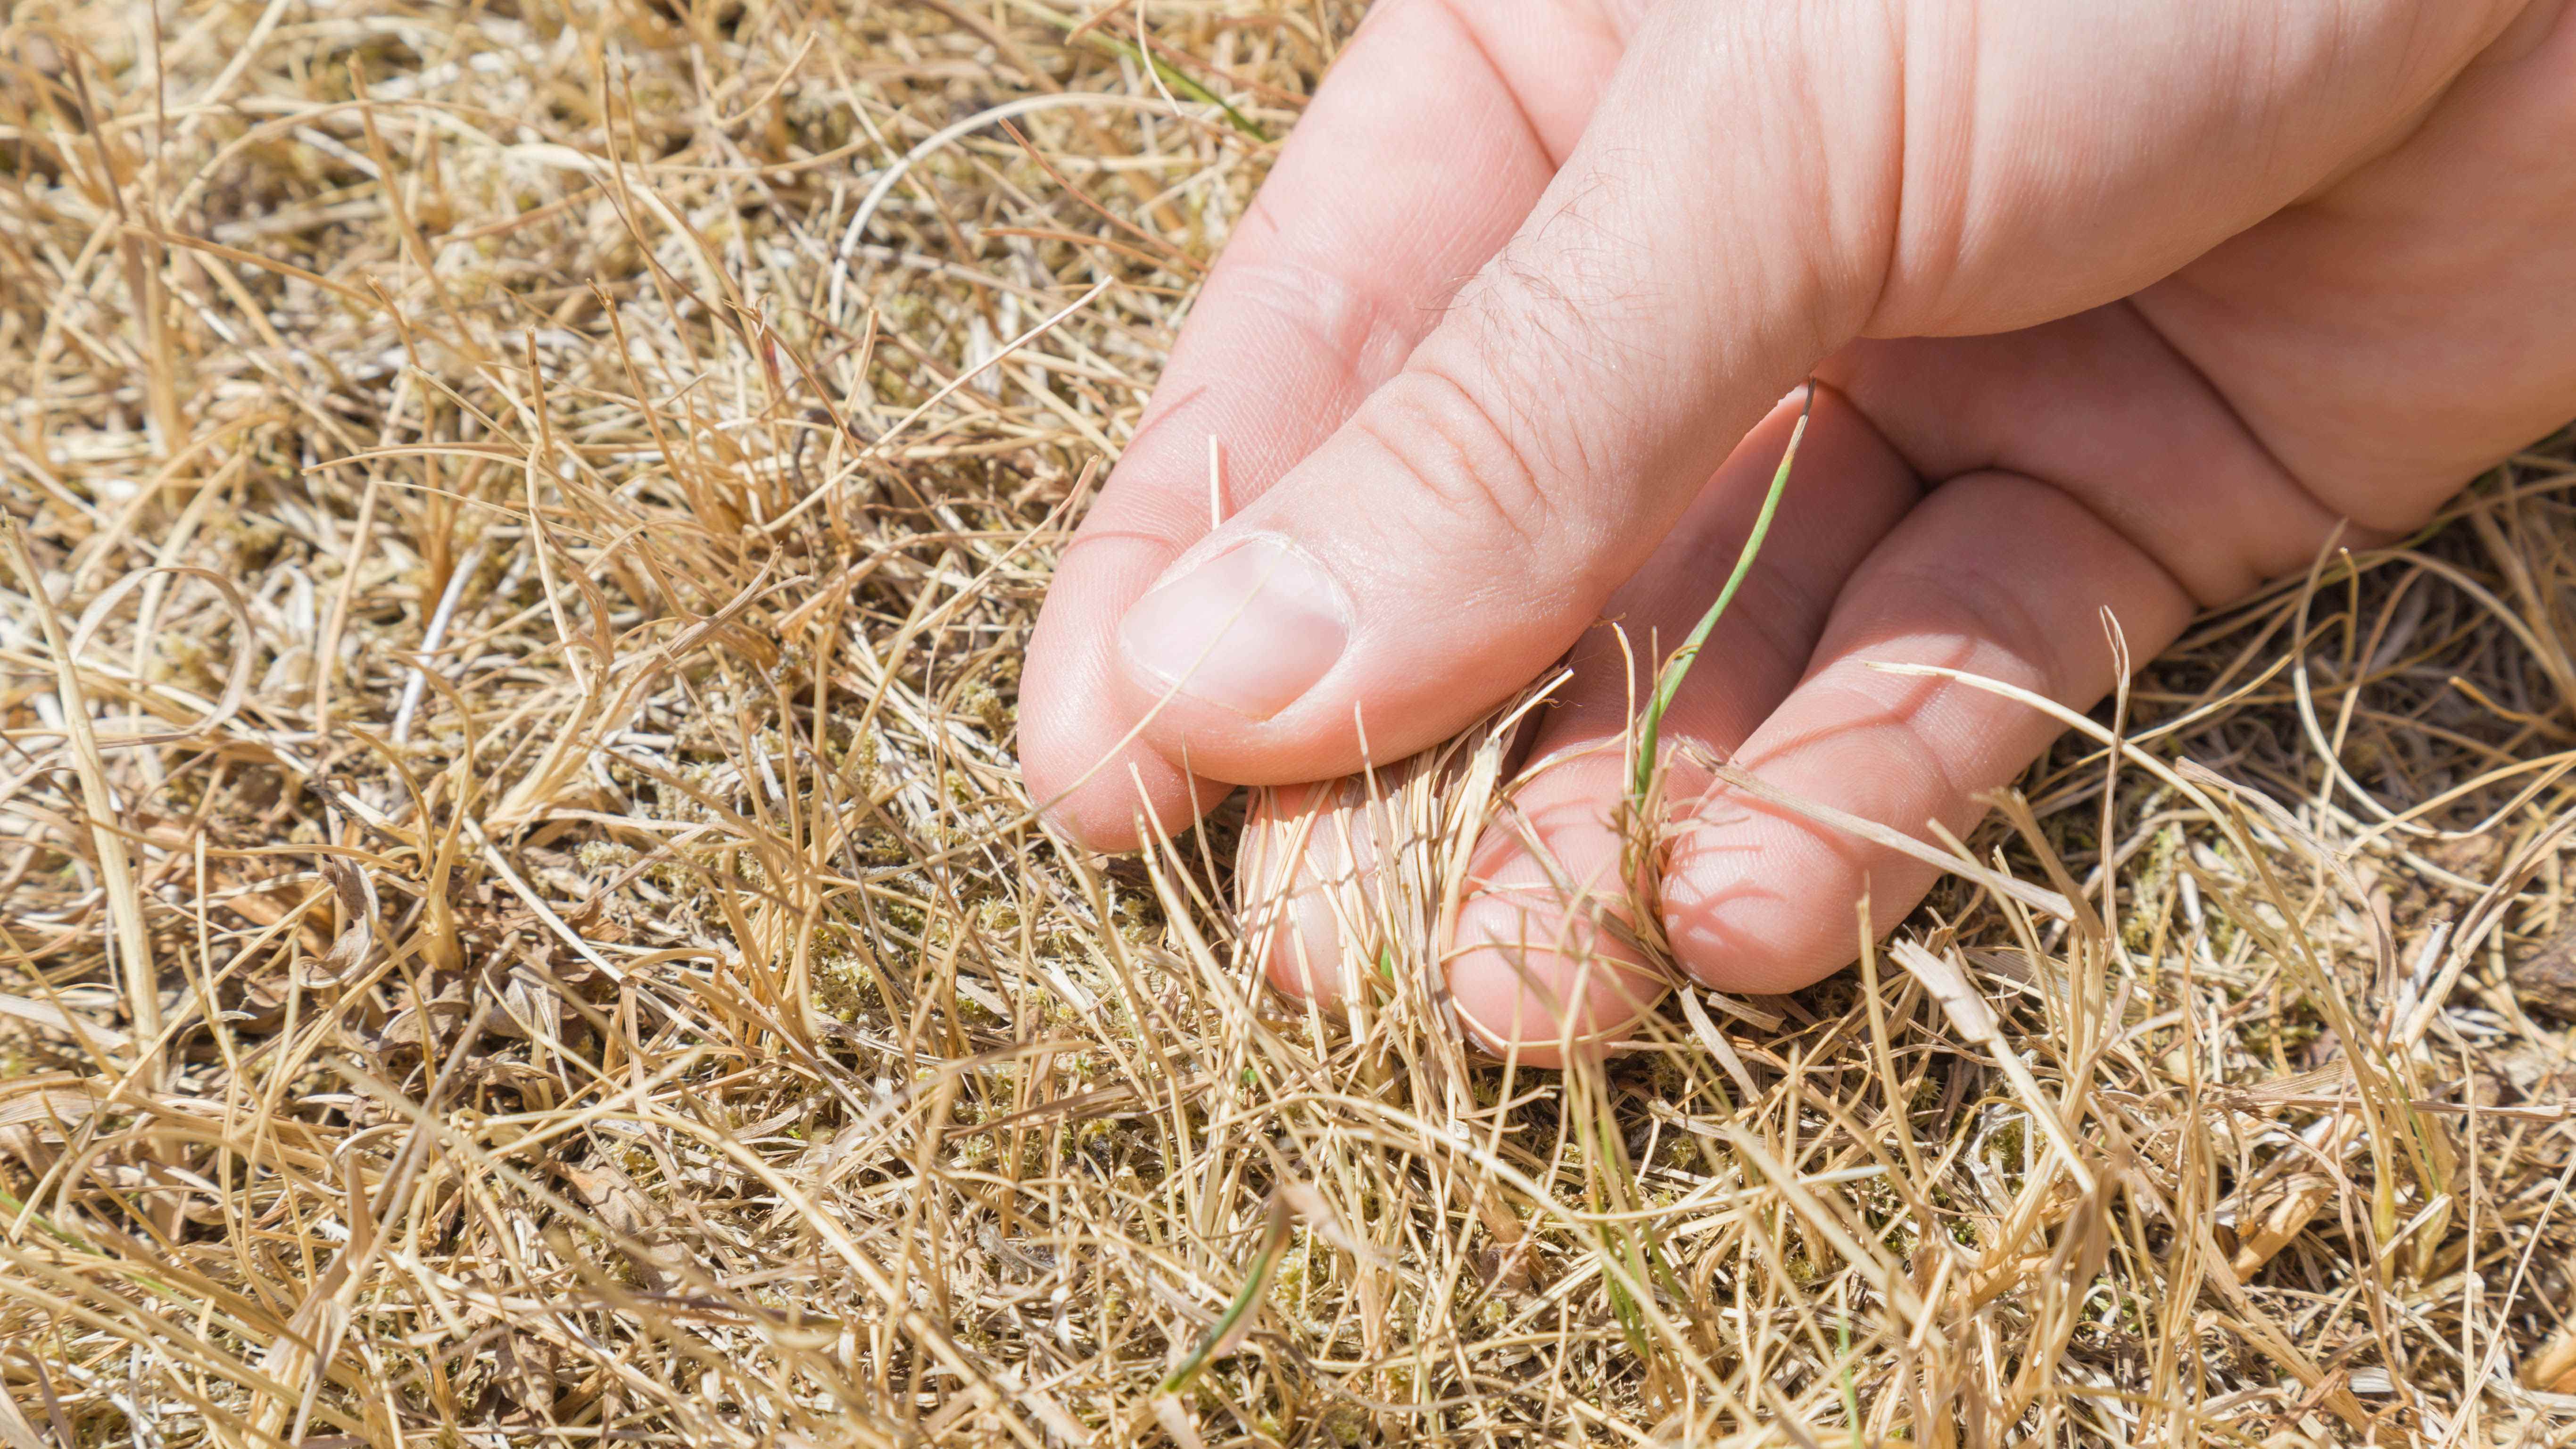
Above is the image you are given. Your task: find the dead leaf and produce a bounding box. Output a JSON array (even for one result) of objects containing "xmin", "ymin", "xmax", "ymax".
[
  {"xmin": 300, "ymin": 857, "xmax": 382, "ymax": 987},
  {"xmin": 2524, "ymin": 1319, "xmax": 2576, "ymax": 1394},
  {"xmin": 0, "ymin": 993, "xmax": 132, "ymax": 1052},
  {"xmin": 557, "ymin": 1162, "xmax": 681, "ymax": 1287},
  {"xmin": 2509, "ymin": 919, "xmax": 2576, "ymax": 1019},
  {"xmin": 0, "ymin": 1075, "xmax": 107, "ymax": 1131},
  {"xmin": 2229, "ymin": 1173, "xmax": 2338, "ymax": 1278}
]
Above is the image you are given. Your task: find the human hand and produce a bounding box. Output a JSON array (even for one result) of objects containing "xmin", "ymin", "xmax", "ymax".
[{"xmin": 1019, "ymin": 0, "xmax": 2576, "ymax": 1060}]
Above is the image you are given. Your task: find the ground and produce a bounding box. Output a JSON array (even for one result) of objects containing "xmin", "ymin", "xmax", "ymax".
[{"xmin": 2, "ymin": 1, "xmax": 2573, "ymax": 1445}]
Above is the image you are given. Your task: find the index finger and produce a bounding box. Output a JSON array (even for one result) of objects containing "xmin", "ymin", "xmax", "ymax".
[{"xmin": 1019, "ymin": 0, "xmax": 1634, "ymax": 848}]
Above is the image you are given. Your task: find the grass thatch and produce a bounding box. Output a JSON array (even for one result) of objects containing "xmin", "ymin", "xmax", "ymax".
[{"xmin": 4, "ymin": 2, "xmax": 2574, "ymax": 1444}]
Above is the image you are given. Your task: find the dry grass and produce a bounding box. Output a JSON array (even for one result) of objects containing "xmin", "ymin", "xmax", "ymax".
[{"xmin": 3, "ymin": 2, "xmax": 2574, "ymax": 1444}]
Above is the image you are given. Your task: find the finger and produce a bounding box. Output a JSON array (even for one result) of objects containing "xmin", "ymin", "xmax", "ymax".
[
  {"xmin": 1111, "ymin": 1, "xmax": 2518, "ymax": 789},
  {"xmin": 1658, "ymin": 473, "xmax": 2197, "ymax": 995},
  {"xmin": 1440, "ymin": 391, "xmax": 1919, "ymax": 1064},
  {"xmin": 2134, "ymin": 0, "xmax": 2576, "ymax": 516},
  {"xmin": 1020, "ymin": 0, "xmax": 1634, "ymax": 849},
  {"xmin": 1238, "ymin": 391, "xmax": 1918, "ymax": 1047},
  {"xmin": 1816, "ymin": 305, "xmax": 2351, "ymax": 607},
  {"xmin": 1238, "ymin": 774, "xmax": 1383, "ymax": 1007},
  {"xmin": 1463, "ymin": 303, "xmax": 2339, "ymax": 1033},
  {"xmin": 1111, "ymin": 2, "xmax": 1886, "ymax": 787}
]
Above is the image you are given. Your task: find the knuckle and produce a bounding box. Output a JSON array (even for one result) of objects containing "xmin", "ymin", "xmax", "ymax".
[
  {"xmin": 1212, "ymin": 259, "xmax": 1415, "ymax": 389},
  {"xmin": 1347, "ymin": 364, "xmax": 1564, "ymax": 560}
]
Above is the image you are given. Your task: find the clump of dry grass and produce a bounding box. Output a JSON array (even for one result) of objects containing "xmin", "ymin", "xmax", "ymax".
[{"xmin": 2, "ymin": 2, "xmax": 2572, "ymax": 1445}]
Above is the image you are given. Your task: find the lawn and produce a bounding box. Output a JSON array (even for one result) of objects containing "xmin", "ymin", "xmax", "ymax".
[{"xmin": 2, "ymin": 1, "xmax": 2573, "ymax": 1444}]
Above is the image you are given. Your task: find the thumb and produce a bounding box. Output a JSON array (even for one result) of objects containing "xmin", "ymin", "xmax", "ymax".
[
  {"xmin": 1110, "ymin": 0, "xmax": 2522, "ymax": 787},
  {"xmin": 1112, "ymin": 9, "xmax": 1877, "ymax": 785}
]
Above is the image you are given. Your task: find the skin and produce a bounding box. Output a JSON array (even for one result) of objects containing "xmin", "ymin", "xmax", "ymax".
[{"xmin": 1019, "ymin": 0, "xmax": 2576, "ymax": 1064}]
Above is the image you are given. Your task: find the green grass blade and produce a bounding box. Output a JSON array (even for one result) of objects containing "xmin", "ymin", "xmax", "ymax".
[
  {"xmin": 1631, "ymin": 385, "xmax": 1815, "ymax": 800},
  {"xmin": 1077, "ymin": 34, "xmax": 1272, "ymax": 141},
  {"xmin": 1840, "ymin": 1312, "xmax": 1866, "ymax": 1448},
  {"xmin": 1158, "ymin": 1196, "xmax": 1292, "ymax": 1394}
]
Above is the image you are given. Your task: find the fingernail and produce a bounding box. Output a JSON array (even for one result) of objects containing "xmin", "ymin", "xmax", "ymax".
[{"xmin": 1118, "ymin": 535, "xmax": 1350, "ymax": 719}]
